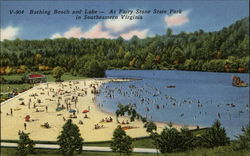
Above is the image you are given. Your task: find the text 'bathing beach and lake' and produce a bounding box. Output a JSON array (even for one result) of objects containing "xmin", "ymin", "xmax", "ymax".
[{"xmin": 9, "ymin": 9, "xmax": 182, "ymax": 20}]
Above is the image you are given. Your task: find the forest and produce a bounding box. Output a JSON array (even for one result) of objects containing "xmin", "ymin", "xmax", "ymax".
[{"xmin": 0, "ymin": 17, "xmax": 249, "ymax": 77}]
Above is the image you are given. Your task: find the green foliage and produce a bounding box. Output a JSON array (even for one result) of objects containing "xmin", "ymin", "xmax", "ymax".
[
  {"xmin": 201, "ymin": 120, "xmax": 230, "ymax": 148},
  {"xmin": 80, "ymin": 60, "xmax": 105, "ymax": 78},
  {"xmin": 17, "ymin": 131, "xmax": 35, "ymax": 156},
  {"xmin": 150, "ymin": 132, "xmax": 161, "ymax": 154},
  {"xmin": 232, "ymin": 125, "xmax": 250, "ymax": 151},
  {"xmin": 152, "ymin": 126, "xmax": 203, "ymax": 154},
  {"xmin": 115, "ymin": 104, "xmax": 145, "ymax": 123},
  {"xmin": 144, "ymin": 121, "xmax": 157, "ymax": 133},
  {"xmin": 166, "ymin": 28, "xmax": 173, "ymax": 37},
  {"xmin": 171, "ymin": 47, "xmax": 185, "ymax": 64},
  {"xmin": 158, "ymin": 126, "xmax": 183, "ymax": 153},
  {"xmin": 0, "ymin": 17, "xmax": 249, "ymax": 73},
  {"xmin": 52, "ymin": 66, "xmax": 65, "ymax": 81},
  {"xmin": 57, "ymin": 119, "xmax": 84, "ymax": 156},
  {"xmin": 179, "ymin": 128, "xmax": 197, "ymax": 151},
  {"xmin": 111, "ymin": 125, "xmax": 133, "ymax": 155},
  {"xmin": 2, "ymin": 146, "xmax": 250, "ymax": 156}
]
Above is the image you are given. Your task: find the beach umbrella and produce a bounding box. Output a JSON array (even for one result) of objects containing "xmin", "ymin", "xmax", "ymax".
[
  {"xmin": 68, "ymin": 109, "xmax": 76, "ymax": 113},
  {"xmin": 82, "ymin": 110, "xmax": 89, "ymax": 113},
  {"xmin": 24, "ymin": 115, "xmax": 30, "ymax": 121}
]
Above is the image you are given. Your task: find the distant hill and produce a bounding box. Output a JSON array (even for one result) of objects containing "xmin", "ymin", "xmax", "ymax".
[{"xmin": 0, "ymin": 17, "xmax": 249, "ymax": 75}]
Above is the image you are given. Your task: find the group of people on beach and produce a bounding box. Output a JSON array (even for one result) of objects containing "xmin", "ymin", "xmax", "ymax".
[
  {"xmin": 4, "ymin": 80, "xmax": 107, "ymax": 133},
  {"xmin": 94, "ymin": 124, "xmax": 104, "ymax": 129},
  {"xmin": 101, "ymin": 116, "xmax": 113, "ymax": 122}
]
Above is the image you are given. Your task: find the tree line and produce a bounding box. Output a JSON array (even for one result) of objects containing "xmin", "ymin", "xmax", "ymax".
[{"xmin": 1, "ymin": 17, "xmax": 249, "ymax": 77}]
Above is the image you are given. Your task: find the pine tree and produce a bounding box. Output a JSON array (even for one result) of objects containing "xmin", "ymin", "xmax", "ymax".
[
  {"xmin": 111, "ymin": 125, "xmax": 133, "ymax": 155},
  {"xmin": 17, "ymin": 131, "xmax": 35, "ymax": 156},
  {"xmin": 232, "ymin": 124, "xmax": 250, "ymax": 150},
  {"xmin": 158, "ymin": 126, "xmax": 182, "ymax": 153},
  {"xmin": 201, "ymin": 120, "xmax": 230, "ymax": 148},
  {"xmin": 57, "ymin": 119, "xmax": 83, "ymax": 156}
]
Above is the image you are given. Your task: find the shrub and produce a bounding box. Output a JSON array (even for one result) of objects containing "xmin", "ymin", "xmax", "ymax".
[
  {"xmin": 201, "ymin": 120, "xmax": 230, "ymax": 148},
  {"xmin": 111, "ymin": 125, "xmax": 133, "ymax": 155}
]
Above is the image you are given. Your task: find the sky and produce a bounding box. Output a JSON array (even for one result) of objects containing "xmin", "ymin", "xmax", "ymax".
[{"xmin": 0, "ymin": 0, "xmax": 249, "ymax": 41}]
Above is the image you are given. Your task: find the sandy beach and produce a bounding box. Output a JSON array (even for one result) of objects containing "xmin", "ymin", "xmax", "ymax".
[{"xmin": 1, "ymin": 79, "xmax": 197, "ymax": 142}]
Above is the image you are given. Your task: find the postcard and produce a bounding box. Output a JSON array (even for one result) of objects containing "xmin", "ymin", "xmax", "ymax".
[{"xmin": 1, "ymin": 0, "xmax": 249, "ymax": 155}]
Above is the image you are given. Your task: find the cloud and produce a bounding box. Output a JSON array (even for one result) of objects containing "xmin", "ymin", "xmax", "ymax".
[
  {"xmin": 104, "ymin": 18, "xmax": 139, "ymax": 33},
  {"xmin": 51, "ymin": 23, "xmax": 114, "ymax": 39},
  {"xmin": 104, "ymin": 10, "xmax": 140, "ymax": 33},
  {"xmin": 51, "ymin": 33, "xmax": 63, "ymax": 39},
  {"xmin": 165, "ymin": 10, "xmax": 190, "ymax": 27},
  {"xmin": 51, "ymin": 9, "xmax": 149, "ymax": 40},
  {"xmin": 0, "ymin": 26, "xmax": 20, "ymax": 41},
  {"xmin": 121, "ymin": 29, "xmax": 149, "ymax": 40},
  {"xmin": 83, "ymin": 23, "xmax": 114, "ymax": 39},
  {"xmin": 63, "ymin": 27, "xmax": 85, "ymax": 38},
  {"xmin": 52, "ymin": 25, "xmax": 149, "ymax": 40},
  {"xmin": 51, "ymin": 8, "xmax": 149, "ymax": 40}
]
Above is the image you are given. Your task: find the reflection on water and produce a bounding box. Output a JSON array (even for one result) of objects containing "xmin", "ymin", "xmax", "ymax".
[{"xmin": 96, "ymin": 70, "xmax": 249, "ymax": 138}]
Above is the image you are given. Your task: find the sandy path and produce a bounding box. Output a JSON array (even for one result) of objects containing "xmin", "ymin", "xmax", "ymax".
[{"xmin": 1, "ymin": 79, "xmax": 197, "ymax": 142}]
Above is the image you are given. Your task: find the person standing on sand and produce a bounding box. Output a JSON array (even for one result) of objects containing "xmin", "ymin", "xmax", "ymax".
[
  {"xmin": 10, "ymin": 108, "xmax": 13, "ymax": 116},
  {"xmin": 46, "ymin": 106, "xmax": 48, "ymax": 112},
  {"xmin": 24, "ymin": 123, "xmax": 27, "ymax": 130}
]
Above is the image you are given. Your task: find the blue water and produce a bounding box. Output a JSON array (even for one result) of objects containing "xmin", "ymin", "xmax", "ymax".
[{"xmin": 96, "ymin": 70, "xmax": 249, "ymax": 139}]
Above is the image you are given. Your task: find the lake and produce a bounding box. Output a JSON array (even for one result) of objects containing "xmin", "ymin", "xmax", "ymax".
[{"xmin": 95, "ymin": 70, "xmax": 249, "ymax": 138}]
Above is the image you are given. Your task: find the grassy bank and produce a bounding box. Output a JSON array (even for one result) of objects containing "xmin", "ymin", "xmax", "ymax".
[
  {"xmin": 1, "ymin": 146, "xmax": 249, "ymax": 156},
  {"xmin": 0, "ymin": 73, "xmax": 87, "ymax": 101},
  {"xmin": 1, "ymin": 72, "xmax": 87, "ymax": 83},
  {"xmin": 0, "ymin": 128, "xmax": 208, "ymax": 148}
]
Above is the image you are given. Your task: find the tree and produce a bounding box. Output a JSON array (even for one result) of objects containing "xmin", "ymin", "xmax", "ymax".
[
  {"xmin": 232, "ymin": 124, "xmax": 250, "ymax": 151},
  {"xmin": 116, "ymin": 36, "xmax": 124, "ymax": 45},
  {"xmin": 5, "ymin": 66, "xmax": 13, "ymax": 75},
  {"xmin": 19, "ymin": 65, "xmax": 30, "ymax": 73},
  {"xmin": 157, "ymin": 125, "xmax": 182, "ymax": 153},
  {"xmin": 82, "ymin": 60, "xmax": 105, "ymax": 78},
  {"xmin": 171, "ymin": 47, "xmax": 185, "ymax": 65},
  {"xmin": 34, "ymin": 53, "xmax": 42, "ymax": 65},
  {"xmin": 201, "ymin": 120, "xmax": 230, "ymax": 148},
  {"xmin": 111, "ymin": 125, "xmax": 133, "ymax": 155},
  {"xmin": 179, "ymin": 128, "xmax": 196, "ymax": 151},
  {"xmin": 166, "ymin": 28, "xmax": 173, "ymax": 37},
  {"xmin": 144, "ymin": 121, "xmax": 157, "ymax": 133},
  {"xmin": 117, "ymin": 46, "xmax": 125, "ymax": 59},
  {"xmin": 57, "ymin": 119, "xmax": 84, "ymax": 156},
  {"xmin": 17, "ymin": 131, "xmax": 35, "ymax": 156},
  {"xmin": 150, "ymin": 132, "xmax": 160, "ymax": 156},
  {"xmin": 52, "ymin": 66, "xmax": 64, "ymax": 82},
  {"xmin": 143, "ymin": 53, "xmax": 155, "ymax": 69}
]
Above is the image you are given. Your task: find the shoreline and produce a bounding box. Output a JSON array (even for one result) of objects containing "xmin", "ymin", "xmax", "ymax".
[
  {"xmin": 1, "ymin": 78, "xmax": 198, "ymax": 142},
  {"xmin": 106, "ymin": 69, "xmax": 250, "ymax": 74},
  {"xmin": 94, "ymin": 82, "xmax": 199, "ymax": 128},
  {"xmin": 93, "ymin": 81, "xmax": 199, "ymax": 130}
]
